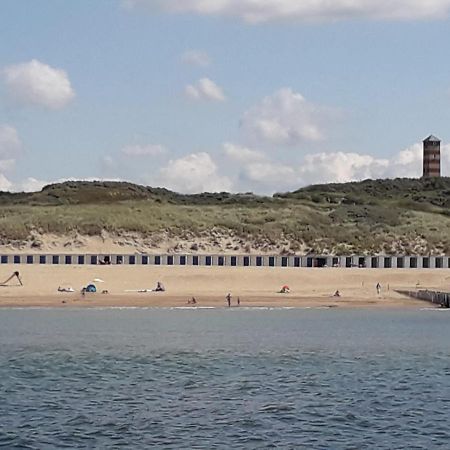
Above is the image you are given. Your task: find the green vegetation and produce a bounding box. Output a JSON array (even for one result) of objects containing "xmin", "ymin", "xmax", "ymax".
[{"xmin": 1, "ymin": 178, "xmax": 450, "ymax": 254}]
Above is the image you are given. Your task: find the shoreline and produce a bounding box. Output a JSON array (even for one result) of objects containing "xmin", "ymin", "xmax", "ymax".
[
  {"xmin": 0, "ymin": 298, "xmax": 438, "ymax": 310},
  {"xmin": 0, "ymin": 294, "xmax": 430, "ymax": 309},
  {"xmin": 0, "ymin": 306, "xmax": 442, "ymax": 311}
]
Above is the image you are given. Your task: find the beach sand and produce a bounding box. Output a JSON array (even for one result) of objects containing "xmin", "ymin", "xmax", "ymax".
[{"xmin": 1, "ymin": 265, "xmax": 449, "ymax": 308}]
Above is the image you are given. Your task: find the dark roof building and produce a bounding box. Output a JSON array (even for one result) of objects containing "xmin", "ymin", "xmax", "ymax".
[{"xmin": 424, "ymin": 135, "xmax": 441, "ymax": 143}]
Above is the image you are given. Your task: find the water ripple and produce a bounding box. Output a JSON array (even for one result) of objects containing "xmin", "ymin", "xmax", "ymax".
[{"xmin": 1, "ymin": 309, "xmax": 449, "ymax": 448}]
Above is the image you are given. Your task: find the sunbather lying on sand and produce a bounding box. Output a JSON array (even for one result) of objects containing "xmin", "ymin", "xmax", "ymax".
[{"xmin": 58, "ymin": 286, "xmax": 75, "ymax": 293}]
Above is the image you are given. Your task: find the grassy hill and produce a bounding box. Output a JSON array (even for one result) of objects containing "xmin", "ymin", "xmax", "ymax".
[{"xmin": 1, "ymin": 178, "xmax": 450, "ymax": 255}]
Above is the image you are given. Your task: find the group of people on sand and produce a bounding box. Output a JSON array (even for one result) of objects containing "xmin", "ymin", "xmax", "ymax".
[
  {"xmin": 184, "ymin": 281, "xmax": 386, "ymax": 305},
  {"xmin": 186, "ymin": 293, "xmax": 241, "ymax": 307},
  {"xmin": 56, "ymin": 278, "xmax": 166, "ymax": 300},
  {"xmin": 226, "ymin": 292, "xmax": 240, "ymax": 307},
  {"xmin": 332, "ymin": 282, "xmax": 385, "ymax": 299}
]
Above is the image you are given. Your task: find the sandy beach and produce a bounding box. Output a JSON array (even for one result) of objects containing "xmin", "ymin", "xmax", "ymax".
[{"xmin": 0, "ymin": 265, "xmax": 448, "ymax": 308}]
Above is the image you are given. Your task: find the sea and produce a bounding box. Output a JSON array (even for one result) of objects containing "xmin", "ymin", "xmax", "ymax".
[{"xmin": 0, "ymin": 307, "xmax": 449, "ymax": 449}]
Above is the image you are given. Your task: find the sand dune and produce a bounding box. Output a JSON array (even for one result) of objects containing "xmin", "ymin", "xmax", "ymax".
[{"xmin": 1, "ymin": 265, "xmax": 448, "ymax": 308}]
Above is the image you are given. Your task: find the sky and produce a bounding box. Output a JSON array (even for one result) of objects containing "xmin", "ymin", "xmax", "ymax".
[{"xmin": 1, "ymin": 0, "xmax": 450, "ymax": 194}]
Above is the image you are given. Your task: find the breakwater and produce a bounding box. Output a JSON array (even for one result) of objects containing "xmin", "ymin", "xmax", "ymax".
[{"xmin": 397, "ymin": 290, "xmax": 450, "ymax": 308}]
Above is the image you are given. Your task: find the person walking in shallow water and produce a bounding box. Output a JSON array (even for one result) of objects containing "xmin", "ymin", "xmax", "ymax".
[{"xmin": 226, "ymin": 292, "xmax": 231, "ymax": 307}]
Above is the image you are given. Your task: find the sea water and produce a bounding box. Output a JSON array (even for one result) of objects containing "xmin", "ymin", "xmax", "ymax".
[{"xmin": 0, "ymin": 308, "xmax": 449, "ymax": 449}]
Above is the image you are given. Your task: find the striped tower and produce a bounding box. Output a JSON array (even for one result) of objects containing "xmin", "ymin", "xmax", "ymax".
[{"xmin": 423, "ymin": 135, "xmax": 441, "ymax": 178}]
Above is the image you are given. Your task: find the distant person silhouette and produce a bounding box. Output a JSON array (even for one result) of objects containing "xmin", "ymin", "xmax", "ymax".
[{"xmin": 376, "ymin": 283, "xmax": 381, "ymax": 295}]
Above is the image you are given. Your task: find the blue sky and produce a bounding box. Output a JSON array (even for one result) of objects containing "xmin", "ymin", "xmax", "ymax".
[{"xmin": 1, "ymin": 0, "xmax": 450, "ymax": 193}]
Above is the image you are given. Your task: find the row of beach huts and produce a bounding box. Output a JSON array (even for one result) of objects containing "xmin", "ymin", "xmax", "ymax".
[{"xmin": 0, "ymin": 253, "xmax": 450, "ymax": 269}]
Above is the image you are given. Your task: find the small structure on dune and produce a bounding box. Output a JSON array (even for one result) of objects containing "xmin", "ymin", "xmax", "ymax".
[{"xmin": 423, "ymin": 135, "xmax": 441, "ymax": 178}]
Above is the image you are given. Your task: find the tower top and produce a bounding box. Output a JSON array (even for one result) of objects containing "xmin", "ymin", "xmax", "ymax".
[{"xmin": 423, "ymin": 135, "xmax": 440, "ymax": 143}]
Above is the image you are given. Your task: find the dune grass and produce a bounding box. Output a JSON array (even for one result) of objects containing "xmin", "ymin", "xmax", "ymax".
[{"xmin": 1, "ymin": 178, "xmax": 450, "ymax": 254}]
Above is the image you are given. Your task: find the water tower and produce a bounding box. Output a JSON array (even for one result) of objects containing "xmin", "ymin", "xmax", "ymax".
[{"xmin": 423, "ymin": 135, "xmax": 441, "ymax": 178}]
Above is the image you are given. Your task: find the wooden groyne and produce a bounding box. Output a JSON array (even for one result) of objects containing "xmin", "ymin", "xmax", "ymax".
[{"xmin": 397, "ymin": 290, "xmax": 450, "ymax": 308}]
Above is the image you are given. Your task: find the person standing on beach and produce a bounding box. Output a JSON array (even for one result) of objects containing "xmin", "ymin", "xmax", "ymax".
[
  {"xmin": 226, "ymin": 292, "xmax": 231, "ymax": 307},
  {"xmin": 376, "ymin": 283, "xmax": 381, "ymax": 295},
  {"xmin": 237, "ymin": 297, "xmax": 240, "ymax": 306}
]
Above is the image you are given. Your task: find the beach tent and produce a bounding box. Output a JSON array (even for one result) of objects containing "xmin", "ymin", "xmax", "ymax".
[{"xmin": 86, "ymin": 284, "xmax": 97, "ymax": 293}]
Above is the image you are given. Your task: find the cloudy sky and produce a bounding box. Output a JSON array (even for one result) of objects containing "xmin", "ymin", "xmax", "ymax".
[{"xmin": 1, "ymin": 0, "xmax": 450, "ymax": 194}]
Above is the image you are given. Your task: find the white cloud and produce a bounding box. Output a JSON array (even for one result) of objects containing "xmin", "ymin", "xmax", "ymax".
[
  {"xmin": 388, "ymin": 143, "xmax": 423, "ymax": 177},
  {"xmin": 121, "ymin": 143, "xmax": 168, "ymax": 157},
  {"xmin": 243, "ymin": 160, "xmax": 297, "ymax": 184},
  {"xmin": 185, "ymin": 78, "xmax": 226, "ymax": 102},
  {"xmin": 231, "ymin": 150, "xmax": 391, "ymax": 193},
  {"xmin": 3, "ymin": 141, "xmax": 448, "ymax": 196},
  {"xmin": 223, "ymin": 140, "xmax": 450, "ymax": 193},
  {"xmin": 3, "ymin": 59, "xmax": 75, "ymax": 109},
  {"xmin": 127, "ymin": 0, "xmax": 450, "ymax": 23},
  {"xmin": 0, "ymin": 124, "xmax": 22, "ymax": 159},
  {"xmin": 181, "ymin": 49, "xmax": 211, "ymax": 67},
  {"xmin": 241, "ymin": 88, "xmax": 333, "ymax": 146},
  {"xmin": 16, "ymin": 177, "xmax": 49, "ymax": 193},
  {"xmin": 0, "ymin": 174, "xmax": 13, "ymax": 192},
  {"xmin": 158, "ymin": 152, "xmax": 232, "ymax": 193},
  {"xmin": 223, "ymin": 142, "xmax": 299, "ymax": 192},
  {"xmin": 298, "ymin": 152, "xmax": 389, "ymax": 185},
  {"xmin": 223, "ymin": 142, "xmax": 265, "ymax": 163},
  {"xmin": 295, "ymin": 144, "xmax": 450, "ymax": 187}
]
